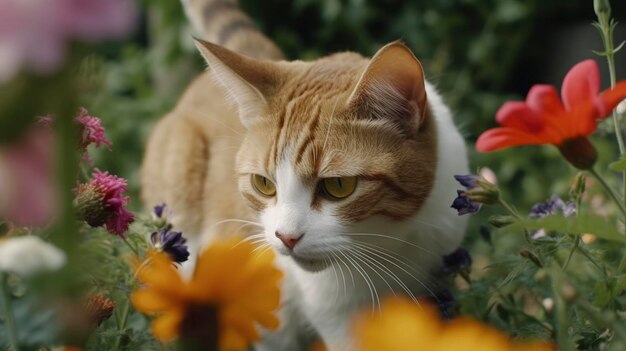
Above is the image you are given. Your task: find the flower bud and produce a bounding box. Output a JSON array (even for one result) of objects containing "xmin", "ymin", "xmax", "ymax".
[
  {"xmin": 488, "ymin": 215, "xmax": 515, "ymax": 228},
  {"xmin": 594, "ymin": 0, "xmax": 611, "ymax": 18},
  {"xmin": 84, "ymin": 295, "xmax": 115, "ymax": 326},
  {"xmin": 74, "ymin": 184, "xmax": 108, "ymax": 227},
  {"xmin": 520, "ymin": 249, "xmax": 543, "ymax": 268},
  {"xmin": 558, "ymin": 137, "xmax": 597, "ymax": 170},
  {"xmin": 464, "ymin": 181, "xmax": 500, "ymax": 205}
]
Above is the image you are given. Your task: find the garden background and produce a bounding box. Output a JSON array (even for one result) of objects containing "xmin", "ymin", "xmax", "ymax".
[{"xmin": 2, "ymin": 0, "xmax": 626, "ymax": 350}]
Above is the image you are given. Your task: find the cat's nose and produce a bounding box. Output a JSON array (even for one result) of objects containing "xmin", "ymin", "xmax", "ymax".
[{"xmin": 275, "ymin": 231, "xmax": 304, "ymax": 250}]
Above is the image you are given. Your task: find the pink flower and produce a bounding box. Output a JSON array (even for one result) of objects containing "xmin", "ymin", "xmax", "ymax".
[
  {"xmin": 0, "ymin": 121, "xmax": 56, "ymax": 227},
  {"xmin": 0, "ymin": 0, "xmax": 137, "ymax": 83},
  {"xmin": 75, "ymin": 169, "xmax": 134, "ymax": 237},
  {"xmin": 75, "ymin": 108, "xmax": 111, "ymax": 150}
]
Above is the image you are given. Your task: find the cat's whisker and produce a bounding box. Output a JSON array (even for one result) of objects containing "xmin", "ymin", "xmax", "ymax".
[
  {"xmin": 352, "ymin": 241, "xmax": 442, "ymax": 290},
  {"xmin": 236, "ymin": 233, "xmax": 265, "ymax": 245},
  {"xmin": 208, "ymin": 218, "xmax": 263, "ymax": 233},
  {"xmin": 252, "ymin": 244, "xmax": 273, "ymax": 257},
  {"xmin": 325, "ymin": 253, "xmax": 341, "ymax": 303},
  {"xmin": 348, "ymin": 247, "xmax": 421, "ymax": 305},
  {"xmin": 406, "ymin": 217, "xmax": 449, "ymax": 232},
  {"xmin": 342, "ymin": 250, "xmax": 380, "ymax": 312},
  {"xmin": 342, "ymin": 232, "xmax": 438, "ymax": 257},
  {"xmin": 330, "ymin": 252, "xmax": 348, "ymax": 297},
  {"xmin": 349, "ymin": 243, "xmax": 428, "ymax": 304},
  {"xmin": 347, "ymin": 247, "xmax": 396, "ymax": 303},
  {"xmin": 333, "ymin": 251, "xmax": 355, "ymax": 289}
]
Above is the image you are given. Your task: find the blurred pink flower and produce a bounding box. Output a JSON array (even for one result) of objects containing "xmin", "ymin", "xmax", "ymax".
[
  {"xmin": 75, "ymin": 108, "xmax": 111, "ymax": 150},
  {"xmin": 0, "ymin": 120, "xmax": 56, "ymax": 227},
  {"xmin": 75, "ymin": 169, "xmax": 134, "ymax": 237},
  {"xmin": 0, "ymin": 0, "xmax": 136, "ymax": 82}
]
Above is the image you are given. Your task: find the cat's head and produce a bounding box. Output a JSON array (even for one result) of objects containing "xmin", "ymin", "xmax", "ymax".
[{"xmin": 196, "ymin": 40, "xmax": 437, "ymax": 272}]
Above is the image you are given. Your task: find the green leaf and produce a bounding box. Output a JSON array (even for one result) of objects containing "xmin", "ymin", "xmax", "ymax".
[
  {"xmin": 503, "ymin": 214, "xmax": 626, "ymax": 243},
  {"xmin": 610, "ymin": 155, "xmax": 626, "ymax": 172}
]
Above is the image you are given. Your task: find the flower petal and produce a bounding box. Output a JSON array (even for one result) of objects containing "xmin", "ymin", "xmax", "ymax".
[
  {"xmin": 600, "ymin": 81, "xmax": 626, "ymax": 117},
  {"xmin": 561, "ymin": 59, "xmax": 600, "ymax": 111},
  {"xmin": 151, "ymin": 310, "xmax": 184, "ymax": 341},
  {"xmin": 476, "ymin": 128, "xmax": 543, "ymax": 152},
  {"xmin": 495, "ymin": 102, "xmax": 542, "ymax": 132},
  {"xmin": 131, "ymin": 289, "xmax": 177, "ymax": 313},
  {"xmin": 561, "ymin": 60, "xmax": 600, "ymax": 110},
  {"xmin": 526, "ymin": 85, "xmax": 565, "ymax": 116}
]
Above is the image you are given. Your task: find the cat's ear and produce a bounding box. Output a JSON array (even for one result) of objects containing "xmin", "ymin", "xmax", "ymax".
[
  {"xmin": 347, "ymin": 41, "xmax": 428, "ymax": 131},
  {"xmin": 195, "ymin": 39, "xmax": 282, "ymax": 128}
]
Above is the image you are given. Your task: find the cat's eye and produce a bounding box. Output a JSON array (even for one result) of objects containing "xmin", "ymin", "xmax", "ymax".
[
  {"xmin": 321, "ymin": 177, "xmax": 357, "ymax": 200},
  {"xmin": 252, "ymin": 174, "xmax": 276, "ymax": 197}
]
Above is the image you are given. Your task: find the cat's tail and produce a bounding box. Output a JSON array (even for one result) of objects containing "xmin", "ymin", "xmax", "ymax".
[{"xmin": 180, "ymin": 0, "xmax": 284, "ymax": 60}]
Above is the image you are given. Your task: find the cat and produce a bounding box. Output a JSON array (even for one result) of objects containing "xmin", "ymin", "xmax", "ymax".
[{"xmin": 140, "ymin": 0, "xmax": 469, "ymax": 350}]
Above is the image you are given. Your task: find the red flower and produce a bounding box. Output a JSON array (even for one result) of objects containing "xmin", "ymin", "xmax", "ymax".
[
  {"xmin": 476, "ymin": 60, "xmax": 626, "ymax": 169},
  {"xmin": 75, "ymin": 169, "xmax": 134, "ymax": 236}
]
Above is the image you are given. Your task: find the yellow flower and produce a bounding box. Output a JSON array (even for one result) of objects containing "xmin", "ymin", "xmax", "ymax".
[
  {"xmin": 354, "ymin": 297, "xmax": 554, "ymax": 351},
  {"xmin": 131, "ymin": 238, "xmax": 283, "ymax": 350}
]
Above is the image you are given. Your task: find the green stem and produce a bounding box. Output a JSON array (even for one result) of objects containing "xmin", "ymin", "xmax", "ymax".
[
  {"xmin": 589, "ymin": 168, "xmax": 626, "ymax": 219},
  {"xmin": 562, "ymin": 235, "xmax": 581, "ymax": 271},
  {"xmin": 113, "ymin": 299, "xmax": 131, "ymax": 351},
  {"xmin": 497, "ymin": 198, "xmax": 522, "ymax": 219},
  {"xmin": 1, "ymin": 274, "xmax": 20, "ymax": 351},
  {"xmin": 121, "ymin": 236, "xmax": 140, "ymax": 258},
  {"xmin": 596, "ymin": 10, "xmax": 626, "ymax": 204},
  {"xmin": 550, "ymin": 278, "xmax": 574, "ymax": 350}
]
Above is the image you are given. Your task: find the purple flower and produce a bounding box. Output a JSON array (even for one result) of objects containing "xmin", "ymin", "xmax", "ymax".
[
  {"xmin": 150, "ymin": 228, "xmax": 189, "ymax": 264},
  {"xmin": 529, "ymin": 195, "xmax": 576, "ymax": 239},
  {"xmin": 454, "ymin": 175, "xmax": 479, "ymax": 189},
  {"xmin": 451, "ymin": 175, "xmax": 482, "ymax": 215},
  {"xmin": 451, "ymin": 191, "xmax": 481, "ymax": 215},
  {"xmin": 75, "ymin": 169, "xmax": 134, "ymax": 237},
  {"xmin": 153, "ymin": 203, "xmax": 169, "ymax": 219},
  {"xmin": 530, "ymin": 195, "xmax": 576, "ymax": 218},
  {"xmin": 442, "ymin": 248, "xmax": 472, "ymax": 274}
]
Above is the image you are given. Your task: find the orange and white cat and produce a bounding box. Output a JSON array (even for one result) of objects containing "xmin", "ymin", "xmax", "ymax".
[{"xmin": 141, "ymin": 0, "xmax": 469, "ymax": 350}]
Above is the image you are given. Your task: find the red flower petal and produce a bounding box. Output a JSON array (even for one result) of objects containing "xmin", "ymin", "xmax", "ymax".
[
  {"xmin": 475, "ymin": 128, "xmax": 544, "ymax": 152},
  {"xmin": 561, "ymin": 60, "xmax": 600, "ymax": 111},
  {"xmin": 495, "ymin": 102, "xmax": 542, "ymax": 132},
  {"xmin": 526, "ymin": 85, "xmax": 564, "ymax": 116},
  {"xmin": 599, "ymin": 81, "xmax": 626, "ymax": 116}
]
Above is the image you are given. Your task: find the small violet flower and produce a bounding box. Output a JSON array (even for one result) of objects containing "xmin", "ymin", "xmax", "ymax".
[
  {"xmin": 530, "ymin": 195, "xmax": 576, "ymax": 218},
  {"xmin": 442, "ymin": 248, "xmax": 472, "ymax": 274},
  {"xmin": 451, "ymin": 174, "xmax": 498, "ymax": 215},
  {"xmin": 75, "ymin": 169, "xmax": 134, "ymax": 237},
  {"xmin": 529, "ymin": 195, "xmax": 576, "ymax": 239},
  {"xmin": 150, "ymin": 228, "xmax": 190, "ymax": 264},
  {"xmin": 153, "ymin": 203, "xmax": 172, "ymax": 220}
]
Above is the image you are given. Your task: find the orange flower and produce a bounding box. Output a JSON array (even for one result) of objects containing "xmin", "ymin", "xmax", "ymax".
[
  {"xmin": 476, "ymin": 60, "xmax": 626, "ymax": 169},
  {"xmin": 131, "ymin": 238, "xmax": 283, "ymax": 350},
  {"xmin": 354, "ymin": 297, "xmax": 554, "ymax": 351}
]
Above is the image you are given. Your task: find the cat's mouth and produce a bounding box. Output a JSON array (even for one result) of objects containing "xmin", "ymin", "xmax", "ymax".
[{"xmin": 290, "ymin": 254, "xmax": 330, "ymax": 273}]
